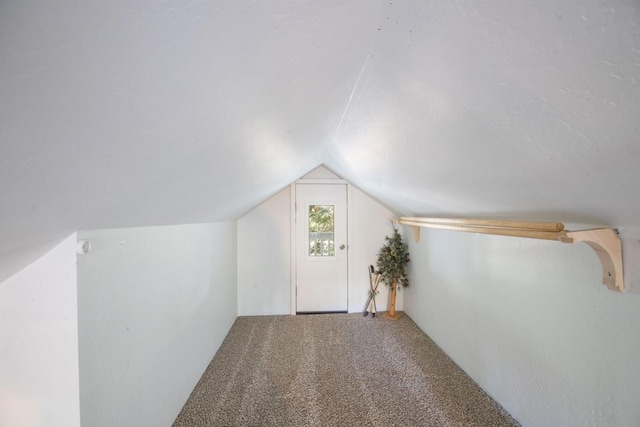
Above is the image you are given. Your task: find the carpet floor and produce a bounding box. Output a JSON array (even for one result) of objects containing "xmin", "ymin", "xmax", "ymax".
[{"xmin": 173, "ymin": 313, "xmax": 519, "ymax": 427}]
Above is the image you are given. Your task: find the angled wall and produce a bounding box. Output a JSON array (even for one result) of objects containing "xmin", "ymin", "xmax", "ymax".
[
  {"xmin": 238, "ymin": 181, "xmax": 399, "ymax": 316},
  {"xmin": 77, "ymin": 222, "xmax": 237, "ymax": 427},
  {"xmin": 403, "ymin": 227, "xmax": 640, "ymax": 426},
  {"xmin": 0, "ymin": 234, "xmax": 80, "ymax": 427}
]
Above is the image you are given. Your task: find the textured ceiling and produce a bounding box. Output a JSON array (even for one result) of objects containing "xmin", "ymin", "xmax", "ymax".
[
  {"xmin": 1, "ymin": 0, "xmax": 639, "ymax": 279},
  {"xmin": 328, "ymin": 0, "xmax": 640, "ymax": 226}
]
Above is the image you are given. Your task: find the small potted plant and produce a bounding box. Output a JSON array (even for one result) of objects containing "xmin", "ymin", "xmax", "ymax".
[{"xmin": 376, "ymin": 225, "xmax": 410, "ymax": 320}]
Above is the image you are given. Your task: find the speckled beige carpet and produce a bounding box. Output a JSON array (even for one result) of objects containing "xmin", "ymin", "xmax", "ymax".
[{"xmin": 173, "ymin": 313, "xmax": 518, "ymax": 427}]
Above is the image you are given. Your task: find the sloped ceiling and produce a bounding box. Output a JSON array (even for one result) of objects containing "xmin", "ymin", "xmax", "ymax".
[
  {"xmin": 1, "ymin": 1, "xmax": 639, "ymax": 277},
  {"xmin": 328, "ymin": 0, "xmax": 640, "ymax": 226}
]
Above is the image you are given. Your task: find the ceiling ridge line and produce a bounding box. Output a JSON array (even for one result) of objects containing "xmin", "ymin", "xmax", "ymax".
[{"xmin": 328, "ymin": 0, "xmax": 387, "ymax": 151}]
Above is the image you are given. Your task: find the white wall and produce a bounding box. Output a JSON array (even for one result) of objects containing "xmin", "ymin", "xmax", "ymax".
[
  {"xmin": 77, "ymin": 222, "xmax": 237, "ymax": 427},
  {"xmin": 403, "ymin": 227, "xmax": 640, "ymax": 427},
  {"xmin": 237, "ymin": 182, "xmax": 399, "ymax": 315},
  {"xmin": 348, "ymin": 186, "xmax": 402, "ymax": 313},
  {"xmin": 0, "ymin": 234, "xmax": 80, "ymax": 427},
  {"xmin": 237, "ymin": 187, "xmax": 292, "ymax": 315}
]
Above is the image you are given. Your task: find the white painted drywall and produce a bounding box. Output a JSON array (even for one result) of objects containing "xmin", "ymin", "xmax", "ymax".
[
  {"xmin": 238, "ymin": 187, "xmax": 292, "ymax": 315},
  {"xmin": 0, "ymin": 0, "xmax": 384, "ymax": 260},
  {"xmin": 403, "ymin": 227, "xmax": 640, "ymax": 426},
  {"xmin": 0, "ymin": 233, "xmax": 80, "ymax": 427},
  {"xmin": 237, "ymin": 178, "xmax": 400, "ymax": 315},
  {"xmin": 328, "ymin": 0, "xmax": 640, "ymax": 228},
  {"xmin": 348, "ymin": 186, "xmax": 402, "ymax": 314},
  {"xmin": 0, "ymin": 238, "xmax": 74, "ymax": 285},
  {"xmin": 2, "ymin": 1, "xmax": 640, "ymax": 305},
  {"xmin": 77, "ymin": 222, "xmax": 237, "ymax": 427}
]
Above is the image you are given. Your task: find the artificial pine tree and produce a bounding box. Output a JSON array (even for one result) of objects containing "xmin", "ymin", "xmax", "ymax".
[{"xmin": 376, "ymin": 226, "xmax": 410, "ymax": 320}]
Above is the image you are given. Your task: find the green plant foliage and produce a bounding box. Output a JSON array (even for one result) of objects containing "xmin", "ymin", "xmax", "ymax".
[
  {"xmin": 309, "ymin": 205, "xmax": 334, "ymax": 233},
  {"xmin": 376, "ymin": 227, "xmax": 410, "ymax": 288}
]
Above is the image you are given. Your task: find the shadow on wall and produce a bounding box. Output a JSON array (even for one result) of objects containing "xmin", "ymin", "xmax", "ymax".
[{"xmin": 0, "ymin": 237, "xmax": 72, "ymax": 284}]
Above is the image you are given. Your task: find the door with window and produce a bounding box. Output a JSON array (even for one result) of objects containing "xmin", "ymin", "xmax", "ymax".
[{"xmin": 295, "ymin": 183, "xmax": 348, "ymax": 313}]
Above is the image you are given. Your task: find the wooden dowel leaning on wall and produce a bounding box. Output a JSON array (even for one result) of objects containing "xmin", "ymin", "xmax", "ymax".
[
  {"xmin": 400, "ymin": 217, "xmax": 565, "ymax": 232},
  {"xmin": 397, "ymin": 217, "xmax": 624, "ymax": 293},
  {"xmin": 398, "ymin": 219, "xmax": 567, "ymax": 241}
]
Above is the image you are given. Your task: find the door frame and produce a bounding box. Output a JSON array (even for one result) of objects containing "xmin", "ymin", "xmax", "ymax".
[{"xmin": 290, "ymin": 178, "xmax": 353, "ymax": 315}]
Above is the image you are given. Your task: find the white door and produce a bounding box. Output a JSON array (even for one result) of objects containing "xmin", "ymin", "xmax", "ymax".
[{"xmin": 295, "ymin": 183, "xmax": 348, "ymax": 313}]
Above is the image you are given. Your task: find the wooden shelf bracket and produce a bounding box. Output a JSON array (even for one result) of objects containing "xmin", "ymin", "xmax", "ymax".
[
  {"xmin": 563, "ymin": 228, "xmax": 624, "ymax": 292},
  {"xmin": 398, "ymin": 217, "xmax": 625, "ymax": 293}
]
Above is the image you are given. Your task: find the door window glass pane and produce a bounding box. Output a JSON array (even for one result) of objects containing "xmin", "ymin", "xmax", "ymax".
[{"xmin": 309, "ymin": 205, "xmax": 334, "ymax": 256}]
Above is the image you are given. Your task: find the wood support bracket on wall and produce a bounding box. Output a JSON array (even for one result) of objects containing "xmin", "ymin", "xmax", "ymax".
[
  {"xmin": 563, "ymin": 229, "xmax": 624, "ymax": 292},
  {"xmin": 398, "ymin": 217, "xmax": 625, "ymax": 293}
]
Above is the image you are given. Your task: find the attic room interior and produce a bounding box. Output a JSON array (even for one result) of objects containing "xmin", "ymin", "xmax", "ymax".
[{"xmin": 1, "ymin": 0, "xmax": 639, "ymax": 426}]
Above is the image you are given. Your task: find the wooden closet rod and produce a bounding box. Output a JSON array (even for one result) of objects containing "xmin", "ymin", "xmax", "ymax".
[
  {"xmin": 397, "ymin": 216, "xmax": 624, "ymax": 293},
  {"xmin": 400, "ymin": 217, "xmax": 565, "ymax": 232}
]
